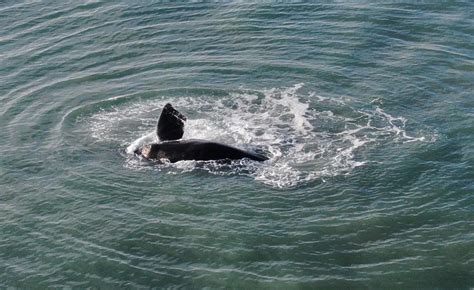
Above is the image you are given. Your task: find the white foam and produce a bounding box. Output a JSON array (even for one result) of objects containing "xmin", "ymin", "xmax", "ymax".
[
  {"xmin": 85, "ymin": 84, "xmax": 433, "ymax": 188},
  {"xmin": 125, "ymin": 131, "xmax": 157, "ymax": 154},
  {"xmin": 261, "ymin": 83, "xmax": 313, "ymax": 135}
]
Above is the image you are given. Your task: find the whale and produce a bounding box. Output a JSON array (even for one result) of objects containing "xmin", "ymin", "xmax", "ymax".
[{"xmin": 134, "ymin": 103, "xmax": 268, "ymax": 163}]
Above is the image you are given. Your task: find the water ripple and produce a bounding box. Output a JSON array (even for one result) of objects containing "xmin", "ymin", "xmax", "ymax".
[{"xmin": 0, "ymin": 2, "xmax": 472, "ymax": 289}]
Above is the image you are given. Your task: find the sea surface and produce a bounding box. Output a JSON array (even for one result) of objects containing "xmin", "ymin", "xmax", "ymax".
[{"xmin": 1, "ymin": 2, "xmax": 473, "ymax": 289}]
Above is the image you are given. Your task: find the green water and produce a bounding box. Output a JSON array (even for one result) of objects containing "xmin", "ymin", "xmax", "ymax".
[{"xmin": 1, "ymin": 2, "xmax": 473, "ymax": 289}]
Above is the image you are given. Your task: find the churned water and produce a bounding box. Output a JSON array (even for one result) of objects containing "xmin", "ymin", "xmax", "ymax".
[{"xmin": 1, "ymin": 2, "xmax": 473, "ymax": 289}]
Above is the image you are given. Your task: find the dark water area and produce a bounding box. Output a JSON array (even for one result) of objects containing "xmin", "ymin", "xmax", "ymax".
[{"xmin": 0, "ymin": 2, "xmax": 473, "ymax": 289}]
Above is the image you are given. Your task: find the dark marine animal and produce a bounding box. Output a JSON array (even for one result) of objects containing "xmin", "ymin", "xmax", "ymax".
[{"xmin": 134, "ymin": 103, "xmax": 268, "ymax": 163}]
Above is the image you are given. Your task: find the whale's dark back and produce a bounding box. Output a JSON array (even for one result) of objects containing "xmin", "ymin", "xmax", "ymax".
[{"xmin": 140, "ymin": 140, "xmax": 268, "ymax": 163}]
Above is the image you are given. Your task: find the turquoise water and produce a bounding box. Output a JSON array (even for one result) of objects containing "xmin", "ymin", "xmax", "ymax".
[{"xmin": 1, "ymin": 2, "xmax": 473, "ymax": 288}]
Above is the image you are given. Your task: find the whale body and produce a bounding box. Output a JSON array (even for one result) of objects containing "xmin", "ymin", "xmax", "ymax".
[
  {"xmin": 136, "ymin": 139, "xmax": 267, "ymax": 162},
  {"xmin": 134, "ymin": 103, "xmax": 268, "ymax": 163}
]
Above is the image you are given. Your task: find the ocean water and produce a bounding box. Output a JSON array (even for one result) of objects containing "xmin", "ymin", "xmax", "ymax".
[{"xmin": 1, "ymin": 2, "xmax": 473, "ymax": 288}]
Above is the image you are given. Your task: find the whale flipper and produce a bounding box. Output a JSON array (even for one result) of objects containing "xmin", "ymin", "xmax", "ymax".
[{"xmin": 157, "ymin": 103, "xmax": 186, "ymax": 141}]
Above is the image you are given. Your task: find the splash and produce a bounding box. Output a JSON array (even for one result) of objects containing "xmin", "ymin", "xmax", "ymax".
[{"xmin": 85, "ymin": 84, "xmax": 432, "ymax": 188}]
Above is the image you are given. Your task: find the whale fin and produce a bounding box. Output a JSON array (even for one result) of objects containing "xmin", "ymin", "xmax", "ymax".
[{"xmin": 157, "ymin": 103, "xmax": 187, "ymax": 141}]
